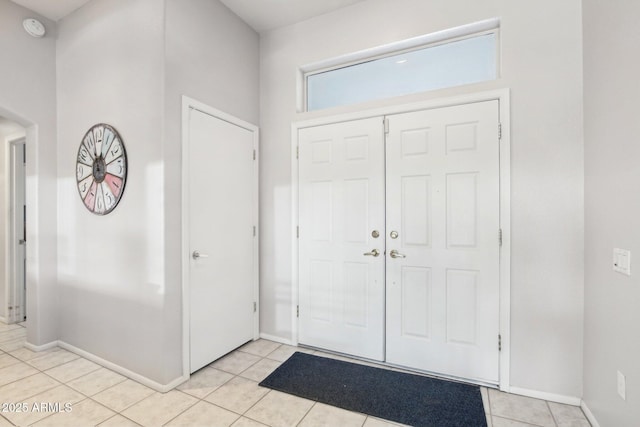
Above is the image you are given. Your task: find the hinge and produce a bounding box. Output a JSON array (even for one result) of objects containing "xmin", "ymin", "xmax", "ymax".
[
  {"xmin": 253, "ymin": 302, "xmax": 257, "ymax": 312},
  {"xmin": 296, "ymin": 146, "xmax": 299, "ymax": 159},
  {"xmin": 253, "ymin": 226, "xmax": 256, "ymax": 237},
  {"xmin": 498, "ymin": 334, "xmax": 502, "ymax": 352},
  {"xmin": 384, "ymin": 117, "xmax": 389, "ymax": 134},
  {"xmin": 296, "ymin": 226, "xmax": 299, "ymax": 238},
  {"xmin": 296, "ymin": 305, "xmax": 299, "ymax": 318},
  {"xmin": 498, "ymin": 123, "xmax": 502, "ymax": 140},
  {"xmin": 499, "ymin": 228, "xmax": 503, "ymax": 246},
  {"xmin": 253, "ymin": 149, "xmax": 256, "ymax": 160}
]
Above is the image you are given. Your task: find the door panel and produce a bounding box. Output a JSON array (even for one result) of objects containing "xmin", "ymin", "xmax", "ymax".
[
  {"xmin": 188, "ymin": 109, "xmax": 255, "ymax": 373},
  {"xmin": 298, "ymin": 117, "xmax": 385, "ymax": 360},
  {"xmin": 385, "ymin": 101, "xmax": 500, "ymax": 383}
]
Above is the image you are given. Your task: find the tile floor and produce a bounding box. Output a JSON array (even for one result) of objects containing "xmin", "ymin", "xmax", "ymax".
[{"xmin": 0, "ymin": 322, "xmax": 591, "ymax": 426}]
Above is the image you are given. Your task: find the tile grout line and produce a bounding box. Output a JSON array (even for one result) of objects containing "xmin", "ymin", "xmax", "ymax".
[
  {"xmin": 156, "ymin": 389, "xmax": 201, "ymax": 427},
  {"xmin": 485, "ymin": 387, "xmax": 492, "ymax": 426},
  {"xmin": 546, "ymin": 400, "xmax": 559, "ymax": 427},
  {"xmin": 87, "ymin": 395, "xmax": 135, "ymax": 425},
  {"xmin": 0, "ymin": 413, "xmax": 14, "ymax": 427},
  {"xmin": 161, "ymin": 342, "xmax": 285, "ymax": 426},
  {"xmin": 491, "ymin": 415, "xmax": 548, "ymax": 427},
  {"xmin": 294, "ymin": 400, "xmax": 318, "ymax": 427}
]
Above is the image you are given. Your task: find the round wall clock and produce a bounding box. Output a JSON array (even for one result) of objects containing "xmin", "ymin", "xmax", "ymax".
[{"xmin": 76, "ymin": 123, "xmax": 127, "ymax": 215}]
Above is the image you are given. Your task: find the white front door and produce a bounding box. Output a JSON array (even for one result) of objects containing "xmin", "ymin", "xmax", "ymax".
[
  {"xmin": 385, "ymin": 101, "xmax": 500, "ymax": 383},
  {"xmin": 187, "ymin": 108, "xmax": 257, "ymax": 373},
  {"xmin": 298, "ymin": 117, "xmax": 385, "ymax": 360}
]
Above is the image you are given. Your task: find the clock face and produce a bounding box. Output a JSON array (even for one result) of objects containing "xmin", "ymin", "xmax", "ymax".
[{"xmin": 76, "ymin": 123, "xmax": 127, "ymax": 215}]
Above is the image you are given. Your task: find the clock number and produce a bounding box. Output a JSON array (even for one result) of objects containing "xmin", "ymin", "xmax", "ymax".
[
  {"xmin": 93, "ymin": 126, "xmax": 104, "ymax": 144},
  {"xmin": 100, "ymin": 128, "xmax": 114, "ymax": 157},
  {"xmin": 84, "ymin": 131, "xmax": 96, "ymax": 157},
  {"xmin": 85, "ymin": 136, "xmax": 95, "ymax": 154},
  {"xmin": 79, "ymin": 147, "xmax": 89, "ymax": 163}
]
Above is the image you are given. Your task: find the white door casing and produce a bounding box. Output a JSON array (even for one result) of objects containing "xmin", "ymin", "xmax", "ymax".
[
  {"xmin": 8, "ymin": 139, "xmax": 26, "ymax": 324},
  {"xmin": 298, "ymin": 117, "xmax": 385, "ymax": 360},
  {"xmin": 385, "ymin": 101, "xmax": 501, "ymax": 384},
  {"xmin": 184, "ymin": 103, "xmax": 259, "ymax": 374},
  {"xmin": 295, "ymin": 94, "xmax": 508, "ymax": 386}
]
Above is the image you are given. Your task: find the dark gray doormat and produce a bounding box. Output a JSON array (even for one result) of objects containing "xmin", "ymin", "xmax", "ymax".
[{"xmin": 259, "ymin": 352, "xmax": 487, "ymax": 427}]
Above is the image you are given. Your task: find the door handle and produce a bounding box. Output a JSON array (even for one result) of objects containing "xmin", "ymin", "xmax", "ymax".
[
  {"xmin": 192, "ymin": 250, "xmax": 209, "ymax": 260},
  {"xmin": 363, "ymin": 249, "xmax": 380, "ymax": 257},
  {"xmin": 389, "ymin": 250, "xmax": 406, "ymax": 259}
]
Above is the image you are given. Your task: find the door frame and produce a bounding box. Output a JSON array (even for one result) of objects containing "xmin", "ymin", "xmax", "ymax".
[
  {"xmin": 6, "ymin": 137, "xmax": 27, "ymax": 324},
  {"xmin": 181, "ymin": 96, "xmax": 260, "ymax": 380},
  {"xmin": 291, "ymin": 89, "xmax": 511, "ymax": 391}
]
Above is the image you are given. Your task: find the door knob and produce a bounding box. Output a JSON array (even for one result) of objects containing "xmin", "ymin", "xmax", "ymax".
[
  {"xmin": 363, "ymin": 249, "xmax": 380, "ymax": 257},
  {"xmin": 192, "ymin": 250, "xmax": 209, "ymax": 260},
  {"xmin": 389, "ymin": 250, "xmax": 406, "ymax": 259}
]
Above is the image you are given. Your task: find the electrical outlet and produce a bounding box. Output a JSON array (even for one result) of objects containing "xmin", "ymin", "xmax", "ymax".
[{"xmin": 617, "ymin": 370, "xmax": 626, "ymax": 400}]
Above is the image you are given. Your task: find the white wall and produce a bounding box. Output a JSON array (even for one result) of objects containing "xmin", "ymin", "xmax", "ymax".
[
  {"xmin": 259, "ymin": 0, "xmax": 584, "ymax": 397},
  {"xmin": 55, "ymin": 0, "xmax": 259, "ymax": 386},
  {"xmin": 163, "ymin": 0, "xmax": 259, "ymax": 378},
  {"xmin": 56, "ymin": 0, "xmax": 170, "ymax": 384},
  {"xmin": 0, "ymin": 0, "xmax": 58, "ymax": 345},
  {"xmin": 583, "ymin": 1, "xmax": 640, "ymax": 425}
]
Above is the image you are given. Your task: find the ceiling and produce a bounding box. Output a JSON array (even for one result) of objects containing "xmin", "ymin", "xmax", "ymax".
[
  {"xmin": 219, "ymin": 0, "xmax": 366, "ymax": 32},
  {"xmin": 10, "ymin": 0, "xmax": 92, "ymax": 22},
  {"xmin": 10, "ymin": 0, "xmax": 366, "ymax": 32}
]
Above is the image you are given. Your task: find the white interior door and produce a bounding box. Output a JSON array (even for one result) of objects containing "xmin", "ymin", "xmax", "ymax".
[
  {"xmin": 385, "ymin": 101, "xmax": 500, "ymax": 383},
  {"xmin": 188, "ymin": 108, "xmax": 257, "ymax": 373},
  {"xmin": 9, "ymin": 140, "xmax": 26, "ymax": 324},
  {"xmin": 298, "ymin": 117, "xmax": 385, "ymax": 360}
]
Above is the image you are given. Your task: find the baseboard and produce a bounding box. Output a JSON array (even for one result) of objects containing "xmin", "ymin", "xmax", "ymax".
[
  {"xmin": 580, "ymin": 400, "xmax": 601, "ymax": 427},
  {"xmin": 58, "ymin": 341, "xmax": 188, "ymax": 393},
  {"xmin": 259, "ymin": 332, "xmax": 294, "ymax": 346},
  {"xmin": 509, "ymin": 387, "xmax": 582, "ymax": 406},
  {"xmin": 24, "ymin": 340, "xmax": 59, "ymax": 352}
]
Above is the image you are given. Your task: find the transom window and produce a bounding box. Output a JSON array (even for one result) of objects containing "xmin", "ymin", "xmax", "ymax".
[{"xmin": 304, "ymin": 23, "xmax": 499, "ymax": 111}]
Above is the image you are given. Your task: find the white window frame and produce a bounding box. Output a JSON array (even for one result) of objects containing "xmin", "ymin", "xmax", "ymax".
[{"xmin": 300, "ymin": 18, "xmax": 501, "ymax": 112}]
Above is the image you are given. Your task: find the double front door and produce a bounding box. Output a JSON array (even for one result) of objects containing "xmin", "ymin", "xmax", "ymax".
[{"xmin": 298, "ymin": 101, "xmax": 501, "ymax": 384}]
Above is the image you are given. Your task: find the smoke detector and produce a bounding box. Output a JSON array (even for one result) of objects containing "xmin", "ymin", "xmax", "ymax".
[{"xmin": 23, "ymin": 18, "xmax": 46, "ymax": 38}]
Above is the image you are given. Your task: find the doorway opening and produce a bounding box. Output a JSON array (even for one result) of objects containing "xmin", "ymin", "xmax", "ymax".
[{"xmin": 0, "ymin": 116, "xmax": 27, "ymax": 324}]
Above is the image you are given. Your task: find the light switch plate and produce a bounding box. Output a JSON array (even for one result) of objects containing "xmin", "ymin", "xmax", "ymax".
[{"xmin": 613, "ymin": 248, "xmax": 631, "ymax": 276}]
